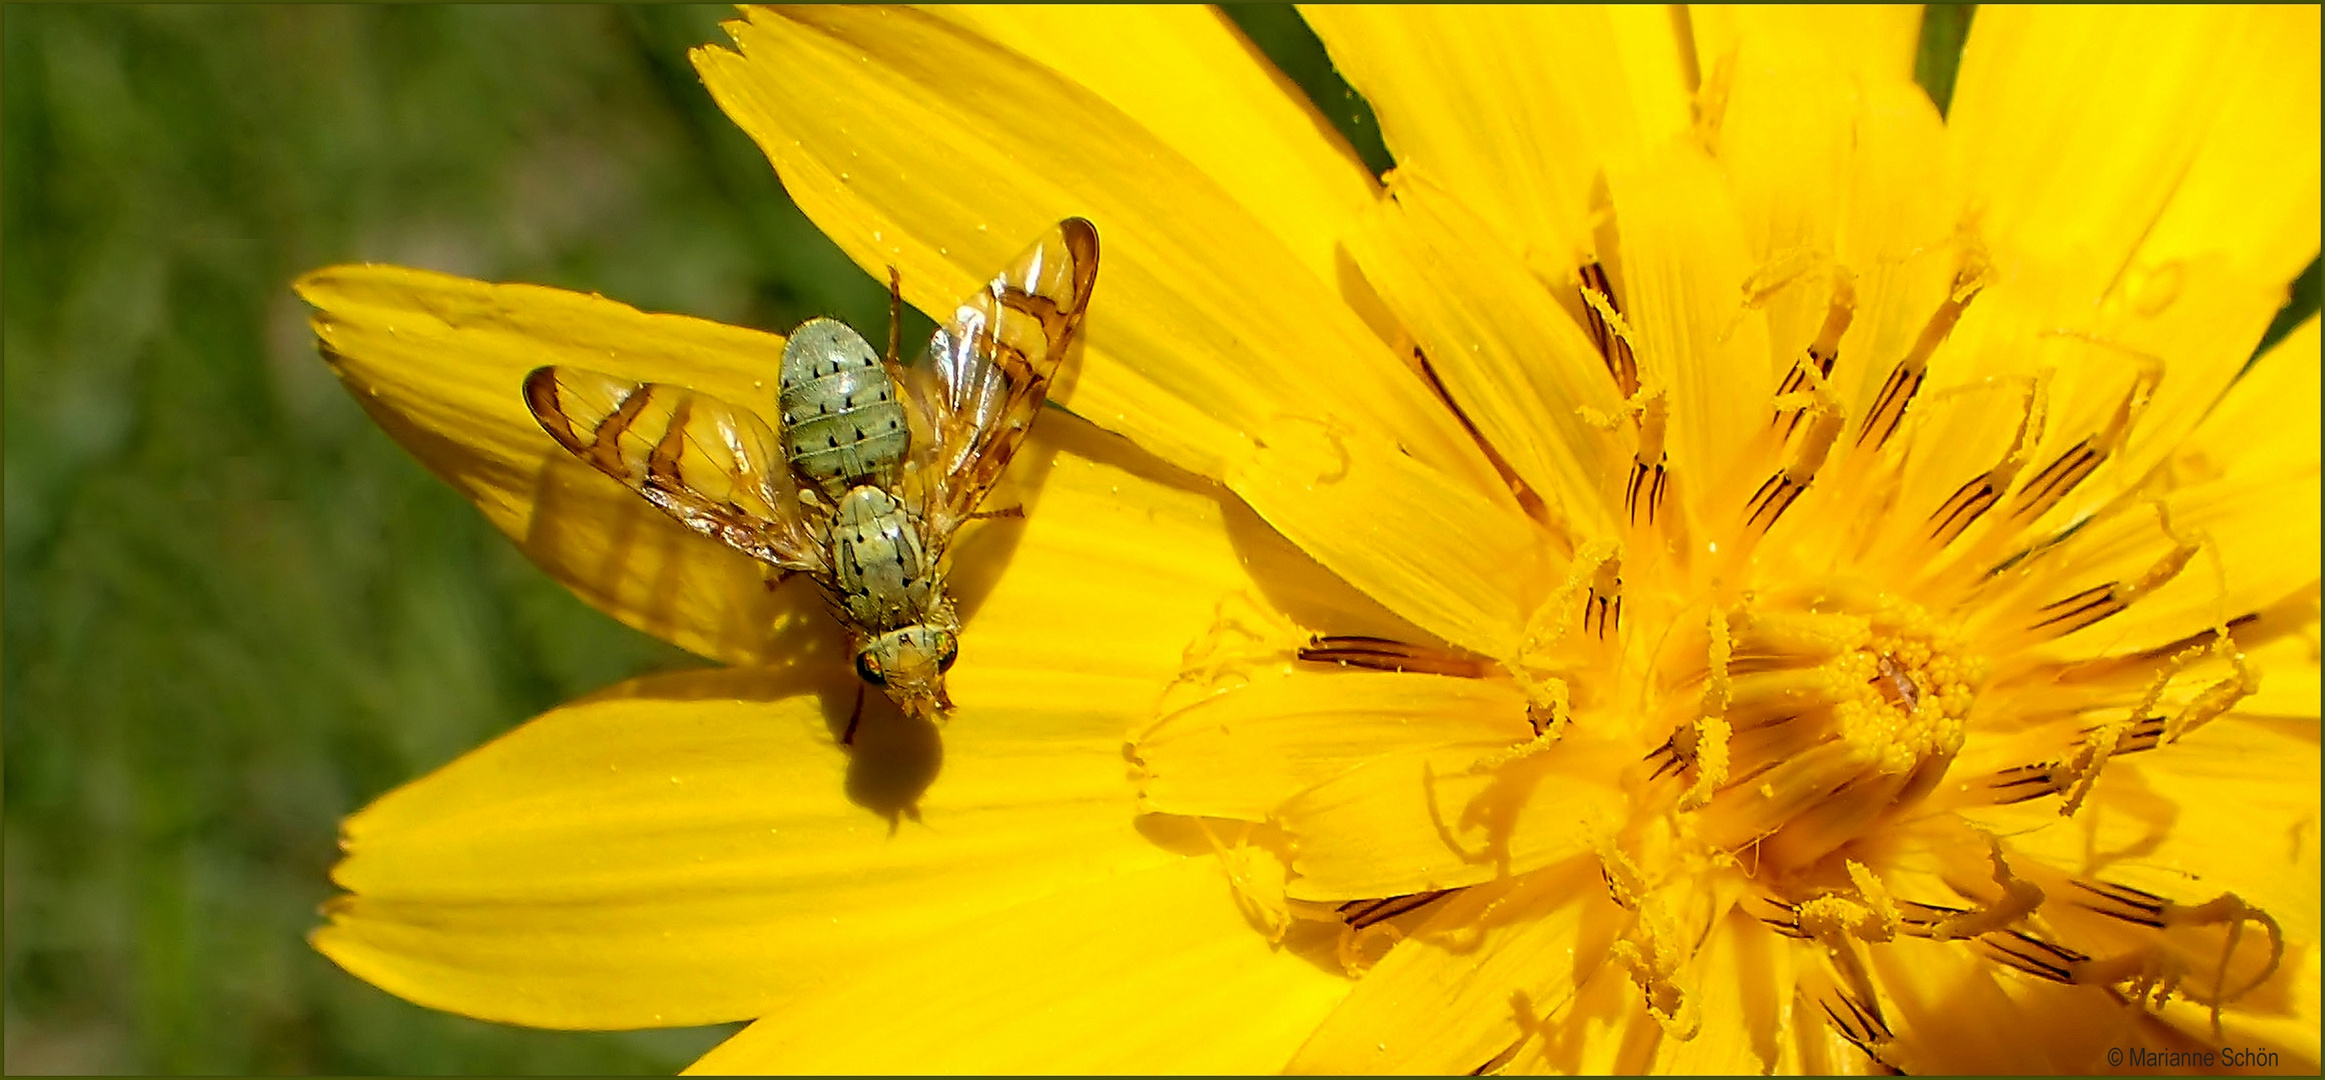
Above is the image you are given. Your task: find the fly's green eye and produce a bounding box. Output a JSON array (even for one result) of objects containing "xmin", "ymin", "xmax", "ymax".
[
  {"xmin": 855, "ymin": 652, "xmax": 887, "ymax": 687},
  {"xmin": 936, "ymin": 632, "xmax": 960, "ymax": 673}
]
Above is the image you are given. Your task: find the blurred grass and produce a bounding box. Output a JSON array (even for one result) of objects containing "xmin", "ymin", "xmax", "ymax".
[{"xmin": 2, "ymin": 5, "xmax": 2314, "ymax": 1076}]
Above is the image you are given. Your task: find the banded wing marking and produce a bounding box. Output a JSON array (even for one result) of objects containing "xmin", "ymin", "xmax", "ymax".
[
  {"xmin": 523, "ymin": 366, "xmax": 822, "ymax": 573},
  {"xmin": 903, "ymin": 217, "xmax": 1100, "ymax": 542}
]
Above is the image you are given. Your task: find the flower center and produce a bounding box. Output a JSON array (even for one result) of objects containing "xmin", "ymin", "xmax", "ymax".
[{"xmin": 1653, "ymin": 585, "xmax": 1985, "ymax": 874}]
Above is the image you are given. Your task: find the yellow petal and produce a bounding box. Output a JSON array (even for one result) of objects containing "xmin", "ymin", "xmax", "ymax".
[
  {"xmin": 1348, "ymin": 171, "xmax": 1630, "ymax": 542},
  {"xmin": 1609, "ymin": 142, "xmax": 1775, "ymax": 513},
  {"xmin": 2123, "ymin": 5, "xmax": 2322, "ymax": 290},
  {"xmin": 1303, "ymin": 5, "xmax": 1688, "ymax": 274},
  {"xmin": 1289, "ymin": 857, "xmax": 1622, "ymax": 1072},
  {"xmin": 1138, "ymin": 667, "xmax": 1532, "ymax": 821},
  {"xmin": 1277, "ymin": 735, "xmax": 1633, "ymax": 900},
  {"xmin": 693, "ymin": 7, "xmax": 1500, "ymax": 500},
  {"xmin": 315, "ymin": 665, "xmax": 1171, "ymax": 1029},
  {"xmin": 296, "ymin": 264, "xmax": 819, "ymax": 667},
  {"xmin": 2241, "ymin": 630, "xmax": 2321, "ymax": 719},
  {"xmin": 1949, "ymin": 6, "xmax": 2295, "ymax": 304},
  {"xmin": 927, "ymin": 5, "xmax": 1379, "ymax": 296},
  {"xmin": 316, "ymin": 412, "xmax": 1374, "ymax": 1029},
  {"xmin": 685, "ymin": 856, "xmax": 1349, "ymax": 1074},
  {"xmin": 1688, "ymin": 4, "xmax": 1922, "ymax": 90},
  {"xmin": 1227, "ymin": 415, "xmax": 1542, "ymax": 660},
  {"xmin": 2181, "ymin": 315, "xmax": 2323, "ymax": 484}
]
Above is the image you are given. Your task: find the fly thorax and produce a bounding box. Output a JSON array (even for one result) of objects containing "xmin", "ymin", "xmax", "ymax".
[
  {"xmin": 778, "ymin": 317, "xmax": 910, "ymax": 502},
  {"xmin": 829, "ymin": 486, "xmax": 939, "ymax": 632}
]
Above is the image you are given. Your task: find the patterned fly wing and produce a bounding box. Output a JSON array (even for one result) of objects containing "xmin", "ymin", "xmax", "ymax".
[
  {"xmin": 901, "ymin": 218, "xmax": 1100, "ymax": 545},
  {"xmin": 523, "ymin": 366, "xmax": 824, "ymax": 574}
]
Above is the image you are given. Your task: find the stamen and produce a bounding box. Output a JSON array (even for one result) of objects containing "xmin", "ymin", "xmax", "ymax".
[
  {"xmin": 1624, "ymin": 389, "xmax": 1671, "ymax": 527},
  {"xmin": 1700, "ymin": 607, "xmax": 1734, "ymax": 721},
  {"xmin": 1788, "ymin": 861, "xmax": 1902, "ymax": 945},
  {"xmin": 1982, "ymin": 759, "xmax": 2069, "ymax": 804},
  {"xmin": 1974, "ymin": 927, "xmax": 2089, "ymax": 983},
  {"xmin": 1926, "ymin": 374, "xmax": 2050, "ymax": 547},
  {"xmin": 1518, "ymin": 540, "xmax": 1620, "ymax": 663},
  {"xmin": 1577, "ymin": 261, "xmax": 1641, "ymax": 396},
  {"xmin": 1196, "ymin": 820, "xmax": 1294, "ymax": 944},
  {"xmin": 1644, "ymin": 731, "xmax": 1689, "ymax": 782},
  {"xmin": 2006, "ymin": 346, "xmax": 2159, "ymax": 524},
  {"xmin": 1337, "ymin": 889, "xmax": 1456, "ymax": 931},
  {"xmin": 1583, "ymin": 555, "xmax": 1623, "ymax": 642},
  {"xmin": 1925, "ymin": 837, "xmax": 2043, "ymax": 941},
  {"xmin": 1610, "ymin": 894, "xmax": 1701, "ymax": 1038},
  {"xmin": 1773, "ymin": 270, "xmax": 1857, "ymax": 436},
  {"xmin": 2025, "ymin": 506, "xmax": 2199, "ymax": 640},
  {"xmin": 1595, "ymin": 836, "xmax": 1648, "ymax": 912},
  {"xmin": 1799, "ymin": 940, "xmax": 1894, "ymax": 1069},
  {"xmin": 1682, "ymin": 716, "xmax": 1731, "ymax": 810},
  {"xmin": 1165, "ymin": 591, "xmax": 1310, "ymax": 701},
  {"xmin": 1743, "ymin": 408, "xmax": 1842, "ymax": 536},
  {"xmin": 2070, "ymin": 879, "xmax": 2168, "ymax": 929},
  {"xmin": 1857, "ymin": 251, "xmax": 1989, "ymax": 451},
  {"xmin": 2160, "ymin": 637, "xmax": 2255, "ymax": 744},
  {"xmin": 1896, "ymin": 898, "xmax": 1971, "ymax": 937},
  {"xmin": 1298, "ymin": 635, "xmax": 1493, "ymax": 678},
  {"xmin": 1976, "ymin": 715, "xmax": 2170, "ymax": 808}
]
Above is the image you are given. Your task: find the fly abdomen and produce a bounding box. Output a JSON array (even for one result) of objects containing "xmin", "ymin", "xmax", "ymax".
[
  {"xmin": 778, "ymin": 318, "xmax": 910, "ymax": 501},
  {"xmin": 828, "ymin": 486, "xmax": 939, "ymax": 631}
]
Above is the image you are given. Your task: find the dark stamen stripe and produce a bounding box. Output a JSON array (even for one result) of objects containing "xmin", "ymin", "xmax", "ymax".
[
  {"xmin": 2010, "ymin": 438, "xmax": 2104, "ymax": 522},
  {"xmin": 1299, "ymin": 636, "xmax": 1493, "ymax": 678},
  {"xmin": 1856, "ymin": 364, "xmax": 1926, "ymax": 451},
  {"xmin": 1577, "ymin": 261, "xmax": 1640, "ymax": 396},
  {"xmin": 1985, "ymin": 762, "xmax": 2066, "ymax": 804},
  {"xmin": 1976, "ymin": 929, "xmax": 2086, "ymax": 984},
  {"xmin": 2029, "ymin": 583, "xmax": 2128, "ymax": 636},
  {"xmin": 1926, "ymin": 474, "xmax": 2001, "ymax": 546},
  {"xmin": 1412, "ymin": 348, "xmax": 1552, "ymax": 526},
  {"xmin": 1337, "ymin": 888, "xmax": 1456, "ymax": 930},
  {"xmin": 1625, "ymin": 458, "xmax": 1669, "ymax": 526},
  {"xmin": 1856, "ymin": 259, "xmax": 1984, "ymax": 452},
  {"xmin": 1644, "ymin": 736, "xmax": 1688, "ymax": 781},
  {"xmin": 2077, "ymin": 715, "xmax": 2166, "ymax": 755},
  {"xmin": 1897, "ymin": 899, "xmax": 1969, "ymax": 935},
  {"xmin": 1583, "ymin": 591, "xmax": 1621, "ymax": 641},
  {"xmin": 2070, "ymin": 879, "xmax": 2168, "ymax": 928},
  {"xmin": 1744, "ymin": 473, "xmax": 1807, "ymax": 533}
]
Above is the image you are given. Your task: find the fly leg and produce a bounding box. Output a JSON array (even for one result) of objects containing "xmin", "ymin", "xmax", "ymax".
[
  {"xmin": 842, "ymin": 682, "xmax": 867, "ymax": 746},
  {"xmin": 885, "ymin": 266, "xmax": 904, "ymax": 368}
]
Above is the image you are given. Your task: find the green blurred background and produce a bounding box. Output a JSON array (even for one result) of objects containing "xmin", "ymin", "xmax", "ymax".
[{"xmin": 1, "ymin": 5, "xmax": 2313, "ymax": 1074}]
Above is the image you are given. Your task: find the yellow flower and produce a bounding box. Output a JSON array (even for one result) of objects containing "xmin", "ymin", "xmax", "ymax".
[{"xmin": 304, "ymin": 5, "xmax": 2319, "ymax": 1074}]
